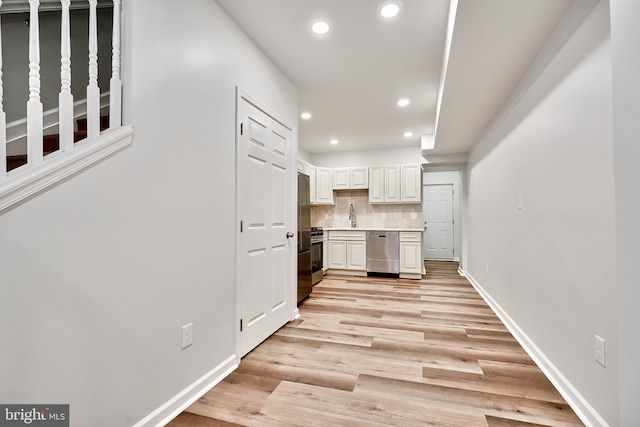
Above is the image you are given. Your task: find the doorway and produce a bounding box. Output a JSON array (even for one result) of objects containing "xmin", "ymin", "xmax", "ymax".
[
  {"xmin": 423, "ymin": 184, "xmax": 454, "ymax": 260},
  {"xmin": 236, "ymin": 89, "xmax": 295, "ymax": 358}
]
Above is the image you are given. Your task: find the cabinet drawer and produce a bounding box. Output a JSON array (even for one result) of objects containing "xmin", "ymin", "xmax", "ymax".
[
  {"xmin": 328, "ymin": 230, "xmax": 366, "ymax": 241},
  {"xmin": 399, "ymin": 231, "xmax": 421, "ymax": 242}
]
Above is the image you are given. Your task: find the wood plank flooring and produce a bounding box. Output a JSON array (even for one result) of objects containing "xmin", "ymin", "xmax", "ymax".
[{"xmin": 167, "ymin": 261, "xmax": 583, "ymax": 427}]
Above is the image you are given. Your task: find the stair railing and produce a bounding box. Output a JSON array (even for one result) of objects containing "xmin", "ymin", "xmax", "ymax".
[{"xmin": 0, "ymin": 0, "xmax": 133, "ymax": 212}]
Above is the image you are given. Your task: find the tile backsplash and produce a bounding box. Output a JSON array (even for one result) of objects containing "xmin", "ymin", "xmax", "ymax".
[{"xmin": 311, "ymin": 190, "xmax": 423, "ymax": 229}]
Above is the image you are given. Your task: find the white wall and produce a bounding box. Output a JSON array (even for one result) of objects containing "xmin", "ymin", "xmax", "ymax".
[
  {"xmin": 465, "ymin": 1, "xmax": 617, "ymax": 425},
  {"xmin": 423, "ymin": 167, "xmax": 463, "ymax": 261},
  {"xmin": 610, "ymin": 0, "xmax": 640, "ymax": 425},
  {"xmin": 311, "ymin": 145, "xmax": 421, "ymax": 168},
  {"xmin": 0, "ymin": 1, "xmax": 297, "ymax": 426}
]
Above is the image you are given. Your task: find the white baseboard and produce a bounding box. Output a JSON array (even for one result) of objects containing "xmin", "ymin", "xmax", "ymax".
[
  {"xmin": 464, "ymin": 272, "xmax": 609, "ymax": 427},
  {"xmin": 133, "ymin": 354, "xmax": 238, "ymax": 427}
]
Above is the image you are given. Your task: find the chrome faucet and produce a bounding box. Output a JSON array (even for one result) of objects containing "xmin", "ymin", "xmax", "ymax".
[{"xmin": 349, "ymin": 203, "xmax": 356, "ymax": 228}]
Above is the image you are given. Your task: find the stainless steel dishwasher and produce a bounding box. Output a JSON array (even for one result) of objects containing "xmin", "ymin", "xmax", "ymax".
[{"xmin": 366, "ymin": 230, "xmax": 399, "ymax": 276}]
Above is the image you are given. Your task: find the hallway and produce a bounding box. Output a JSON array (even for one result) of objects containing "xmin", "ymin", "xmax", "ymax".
[{"xmin": 169, "ymin": 261, "xmax": 583, "ymax": 426}]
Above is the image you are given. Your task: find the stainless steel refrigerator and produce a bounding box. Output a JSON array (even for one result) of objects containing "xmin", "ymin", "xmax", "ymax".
[{"xmin": 297, "ymin": 172, "xmax": 312, "ymax": 303}]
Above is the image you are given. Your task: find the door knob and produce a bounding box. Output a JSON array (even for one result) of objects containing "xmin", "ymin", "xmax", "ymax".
[{"xmin": 286, "ymin": 232, "xmax": 295, "ymax": 239}]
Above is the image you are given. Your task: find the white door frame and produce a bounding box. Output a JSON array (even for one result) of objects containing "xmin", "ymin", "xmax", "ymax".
[{"xmin": 235, "ymin": 87, "xmax": 298, "ymax": 362}]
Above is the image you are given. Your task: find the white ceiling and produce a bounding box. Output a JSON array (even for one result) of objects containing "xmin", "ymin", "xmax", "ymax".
[{"xmin": 215, "ymin": 0, "xmax": 573, "ymax": 160}]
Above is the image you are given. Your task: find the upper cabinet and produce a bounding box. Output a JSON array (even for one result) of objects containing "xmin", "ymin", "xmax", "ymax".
[
  {"xmin": 369, "ymin": 167, "xmax": 385, "ymax": 203},
  {"xmin": 350, "ymin": 167, "xmax": 369, "ymax": 189},
  {"xmin": 306, "ymin": 162, "xmax": 317, "ymax": 204},
  {"xmin": 315, "ymin": 167, "xmax": 334, "ymax": 205},
  {"xmin": 298, "ymin": 158, "xmax": 420, "ymax": 205},
  {"xmin": 369, "ymin": 163, "xmax": 422, "ymax": 204},
  {"xmin": 333, "ymin": 167, "xmax": 369, "ymax": 190},
  {"xmin": 384, "ymin": 165, "xmax": 401, "ymax": 203},
  {"xmin": 400, "ymin": 164, "xmax": 422, "ymax": 203}
]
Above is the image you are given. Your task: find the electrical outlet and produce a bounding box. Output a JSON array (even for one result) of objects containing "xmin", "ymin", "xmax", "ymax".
[
  {"xmin": 595, "ymin": 335, "xmax": 606, "ymax": 367},
  {"xmin": 380, "ymin": 213, "xmax": 386, "ymax": 220},
  {"xmin": 485, "ymin": 263, "xmax": 489, "ymax": 274},
  {"xmin": 182, "ymin": 323, "xmax": 193, "ymax": 349},
  {"xmin": 410, "ymin": 212, "xmax": 418, "ymax": 219}
]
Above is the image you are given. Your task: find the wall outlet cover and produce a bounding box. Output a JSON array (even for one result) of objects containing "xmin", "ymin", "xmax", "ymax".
[{"xmin": 182, "ymin": 323, "xmax": 193, "ymax": 349}]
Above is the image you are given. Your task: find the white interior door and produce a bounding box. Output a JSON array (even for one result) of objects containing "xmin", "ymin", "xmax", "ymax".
[
  {"xmin": 423, "ymin": 184, "xmax": 454, "ymax": 259},
  {"xmin": 237, "ymin": 91, "xmax": 294, "ymax": 358}
]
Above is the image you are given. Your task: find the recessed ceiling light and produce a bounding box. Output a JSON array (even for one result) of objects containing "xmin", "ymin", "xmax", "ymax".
[
  {"xmin": 300, "ymin": 112, "xmax": 312, "ymax": 120},
  {"xmin": 311, "ymin": 20, "xmax": 330, "ymax": 35},
  {"xmin": 330, "ymin": 139, "xmax": 339, "ymax": 145},
  {"xmin": 397, "ymin": 98, "xmax": 410, "ymax": 107},
  {"xmin": 379, "ymin": 2, "xmax": 402, "ymax": 19},
  {"xmin": 404, "ymin": 131, "xmax": 413, "ymax": 138}
]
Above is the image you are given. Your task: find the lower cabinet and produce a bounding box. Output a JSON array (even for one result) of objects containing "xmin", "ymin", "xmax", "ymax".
[
  {"xmin": 399, "ymin": 231, "xmax": 422, "ymax": 278},
  {"xmin": 322, "ymin": 232, "xmax": 328, "ymax": 272},
  {"xmin": 328, "ymin": 230, "xmax": 367, "ymax": 274},
  {"xmin": 327, "ymin": 240, "xmax": 347, "ymax": 269},
  {"xmin": 327, "ymin": 230, "xmax": 422, "ymax": 278},
  {"xmin": 346, "ymin": 241, "xmax": 366, "ymax": 270}
]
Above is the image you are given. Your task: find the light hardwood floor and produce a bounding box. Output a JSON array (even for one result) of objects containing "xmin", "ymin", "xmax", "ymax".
[{"xmin": 167, "ymin": 261, "xmax": 583, "ymax": 427}]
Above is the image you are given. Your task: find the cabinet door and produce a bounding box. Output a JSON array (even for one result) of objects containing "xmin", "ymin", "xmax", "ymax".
[
  {"xmin": 333, "ymin": 168, "xmax": 350, "ymax": 190},
  {"xmin": 347, "ymin": 241, "xmax": 367, "ymax": 271},
  {"xmin": 369, "ymin": 166, "xmax": 384, "ymax": 203},
  {"xmin": 328, "ymin": 240, "xmax": 346, "ymax": 269},
  {"xmin": 385, "ymin": 165, "xmax": 401, "ymax": 203},
  {"xmin": 350, "ymin": 167, "xmax": 369, "ymax": 189},
  {"xmin": 307, "ymin": 163, "xmax": 317, "ymax": 204},
  {"xmin": 322, "ymin": 234, "xmax": 328, "ymax": 271},
  {"xmin": 401, "ymin": 164, "xmax": 422, "ymax": 203},
  {"xmin": 400, "ymin": 242, "xmax": 422, "ymax": 274},
  {"xmin": 316, "ymin": 167, "xmax": 334, "ymax": 204}
]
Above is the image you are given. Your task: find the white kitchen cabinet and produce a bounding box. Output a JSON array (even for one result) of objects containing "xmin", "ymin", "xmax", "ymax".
[
  {"xmin": 297, "ymin": 159, "xmax": 305, "ymax": 172},
  {"xmin": 369, "ymin": 166, "xmax": 385, "ymax": 203},
  {"xmin": 399, "ymin": 231, "xmax": 422, "ymax": 278},
  {"xmin": 306, "ymin": 162, "xmax": 317, "ymax": 204},
  {"xmin": 350, "ymin": 167, "xmax": 369, "ymax": 189},
  {"xmin": 347, "ymin": 241, "xmax": 366, "ymax": 270},
  {"xmin": 328, "ymin": 240, "xmax": 347, "ymax": 269},
  {"xmin": 327, "ymin": 230, "xmax": 367, "ymax": 274},
  {"xmin": 322, "ymin": 232, "xmax": 328, "ymax": 272},
  {"xmin": 370, "ymin": 164, "xmax": 421, "ymax": 204},
  {"xmin": 333, "ymin": 168, "xmax": 350, "ymax": 190},
  {"xmin": 401, "ymin": 164, "xmax": 422, "ymax": 203},
  {"xmin": 333, "ymin": 167, "xmax": 369, "ymax": 190},
  {"xmin": 316, "ymin": 167, "xmax": 334, "ymax": 204},
  {"xmin": 384, "ymin": 165, "xmax": 401, "ymax": 203}
]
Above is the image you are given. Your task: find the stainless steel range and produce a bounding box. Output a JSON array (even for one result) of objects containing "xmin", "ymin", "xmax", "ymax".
[{"xmin": 311, "ymin": 227, "xmax": 323, "ymax": 285}]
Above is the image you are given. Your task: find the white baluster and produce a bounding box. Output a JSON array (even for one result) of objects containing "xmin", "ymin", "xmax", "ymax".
[
  {"xmin": 86, "ymin": 0, "xmax": 100, "ymax": 138},
  {"xmin": 59, "ymin": 0, "xmax": 74, "ymax": 151},
  {"xmin": 109, "ymin": 0, "xmax": 122, "ymax": 128},
  {"xmin": 0, "ymin": 0, "xmax": 6, "ymax": 178},
  {"xmin": 28, "ymin": 0, "xmax": 44, "ymax": 166}
]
